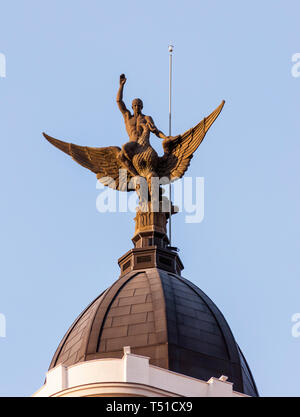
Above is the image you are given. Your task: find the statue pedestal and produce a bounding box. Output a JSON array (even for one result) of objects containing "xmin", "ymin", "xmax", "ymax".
[
  {"xmin": 118, "ymin": 203, "xmax": 183, "ymax": 277},
  {"xmin": 133, "ymin": 209, "xmax": 168, "ymax": 245}
]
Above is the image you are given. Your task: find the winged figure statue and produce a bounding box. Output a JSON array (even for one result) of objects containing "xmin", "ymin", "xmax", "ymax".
[{"xmin": 43, "ymin": 74, "xmax": 224, "ymax": 210}]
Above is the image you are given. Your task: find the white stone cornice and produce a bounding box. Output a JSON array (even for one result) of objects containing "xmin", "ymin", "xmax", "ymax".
[{"xmin": 33, "ymin": 348, "xmax": 248, "ymax": 397}]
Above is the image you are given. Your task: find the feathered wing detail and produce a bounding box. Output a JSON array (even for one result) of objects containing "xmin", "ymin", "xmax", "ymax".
[
  {"xmin": 43, "ymin": 133, "xmax": 133, "ymax": 191},
  {"xmin": 157, "ymin": 100, "xmax": 225, "ymax": 181}
]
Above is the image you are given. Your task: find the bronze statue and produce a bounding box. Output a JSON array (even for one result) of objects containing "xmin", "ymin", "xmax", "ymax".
[{"xmin": 43, "ymin": 74, "xmax": 224, "ymax": 210}]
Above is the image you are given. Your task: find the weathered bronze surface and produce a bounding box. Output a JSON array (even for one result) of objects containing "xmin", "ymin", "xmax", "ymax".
[
  {"xmin": 43, "ymin": 76, "xmax": 260, "ymax": 398},
  {"xmin": 43, "ymin": 74, "xmax": 224, "ymax": 211},
  {"xmin": 48, "ymin": 268, "xmax": 259, "ymax": 397}
]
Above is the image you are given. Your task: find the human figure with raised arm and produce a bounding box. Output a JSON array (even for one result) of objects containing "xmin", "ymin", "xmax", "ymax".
[
  {"xmin": 43, "ymin": 73, "xmax": 224, "ymax": 210},
  {"xmin": 116, "ymin": 73, "xmax": 179, "ymax": 178}
]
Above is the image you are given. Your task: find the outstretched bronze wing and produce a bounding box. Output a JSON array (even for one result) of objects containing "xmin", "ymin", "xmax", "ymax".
[
  {"xmin": 157, "ymin": 100, "xmax": 225, "ymax": 181},
  {"xmin": 43, "ymin": 133, "xmax": 133, "ymax": 191}
]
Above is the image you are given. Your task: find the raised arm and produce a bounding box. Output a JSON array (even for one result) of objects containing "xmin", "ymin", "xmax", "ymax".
[{"xmin": 117, "ymin": 74, "xmax": 130, "ymax": 116}]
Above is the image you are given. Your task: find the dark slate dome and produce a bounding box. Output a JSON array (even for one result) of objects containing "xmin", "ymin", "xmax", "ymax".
[{"xmin": 49, "ymin": 268, "xmax": 258, "ymax": 397}]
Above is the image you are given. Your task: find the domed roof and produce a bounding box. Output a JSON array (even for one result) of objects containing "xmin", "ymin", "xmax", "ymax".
[{"xmin": 49, "ymin": 268, "xmax": 258, "ymax": 397}]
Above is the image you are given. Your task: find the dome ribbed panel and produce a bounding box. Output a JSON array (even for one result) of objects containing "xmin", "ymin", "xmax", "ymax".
[{"xmin": 48, "ymin": 268, "xmax": 258, "ymax": 396}]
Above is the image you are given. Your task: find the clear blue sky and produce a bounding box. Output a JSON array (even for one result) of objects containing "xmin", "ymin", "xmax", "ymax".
[{"xmin": 0, "ymin": 0, "xmax": 299, "ymax": 397}]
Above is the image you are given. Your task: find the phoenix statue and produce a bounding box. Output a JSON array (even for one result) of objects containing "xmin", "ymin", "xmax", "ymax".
[{"xmin": 43, "ymin": 74, "xmax": 224, "ymax": 210}]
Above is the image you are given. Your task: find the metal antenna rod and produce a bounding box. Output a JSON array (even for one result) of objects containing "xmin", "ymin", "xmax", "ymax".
[{"xmin": 168, "ymin": 44, "xmax": 173, "ymax": 246}]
